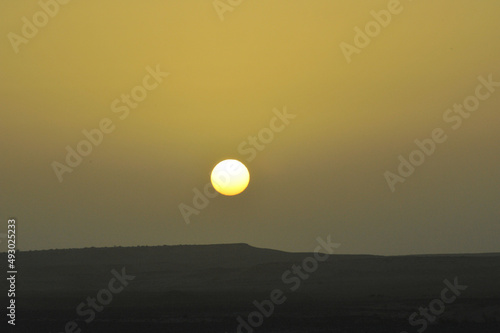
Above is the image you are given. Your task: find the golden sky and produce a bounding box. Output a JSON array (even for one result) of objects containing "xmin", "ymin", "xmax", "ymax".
[{"xmin": 1, "ymin": 0, "xmax": 499, "ymax": 254}]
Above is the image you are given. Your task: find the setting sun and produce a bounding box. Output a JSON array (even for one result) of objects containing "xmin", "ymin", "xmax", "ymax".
[{"xmin": 210, "ymin": 159, "xmax": 250, "ymax": 196}]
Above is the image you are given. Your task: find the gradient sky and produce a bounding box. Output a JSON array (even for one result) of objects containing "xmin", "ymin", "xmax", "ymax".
[{"xmin": 1, "ymin": 0, "xmax": 499, "ymax": 255}]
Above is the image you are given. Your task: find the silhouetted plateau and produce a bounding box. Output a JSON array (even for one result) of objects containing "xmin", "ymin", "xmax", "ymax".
[{"xmin": 2, "ymin": 244, "xmax": 499, "ymax": 332}]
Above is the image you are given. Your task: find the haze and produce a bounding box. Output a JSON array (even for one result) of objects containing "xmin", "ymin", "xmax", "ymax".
[{"xmin": 1, "ymin": 0, "xmax": 499, "ymax": 255}]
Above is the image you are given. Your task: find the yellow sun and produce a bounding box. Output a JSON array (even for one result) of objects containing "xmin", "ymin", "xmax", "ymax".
[{"xmin": 210, "ymin": 159, "xmax": 250, "ymax": 196}]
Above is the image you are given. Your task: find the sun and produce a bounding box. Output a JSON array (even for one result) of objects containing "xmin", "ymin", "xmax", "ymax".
[{"xmin": 210, "ymin": 159, "xmax": 250, "ymax": 196}]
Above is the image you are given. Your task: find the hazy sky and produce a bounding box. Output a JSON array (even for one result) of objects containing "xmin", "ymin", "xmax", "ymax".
[{"xmin": 1, "ymin": 0, "xmax": 499, "ymax": 255}]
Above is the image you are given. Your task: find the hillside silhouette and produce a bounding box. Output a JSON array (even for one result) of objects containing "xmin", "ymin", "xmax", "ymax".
[{"xmin": 2, "ymin": 244, "xmax": 500, "ymax": 332}]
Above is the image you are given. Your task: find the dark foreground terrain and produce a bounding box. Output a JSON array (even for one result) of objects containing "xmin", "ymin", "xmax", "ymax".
[{"xmin": 2, "ymin": 244, "xmax": 500, "ymax": 332}]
